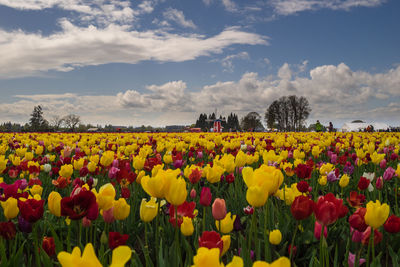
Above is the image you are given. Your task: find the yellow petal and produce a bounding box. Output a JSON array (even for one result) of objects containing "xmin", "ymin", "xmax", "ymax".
[{"xmin": 110, "ymin": 246, "xmax": 132, "ymax": 267}]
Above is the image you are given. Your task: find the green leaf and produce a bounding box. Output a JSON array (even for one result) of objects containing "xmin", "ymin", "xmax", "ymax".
[{"xmin": 388, "ymin": 245, "xmax": 399, "ymax": 267}]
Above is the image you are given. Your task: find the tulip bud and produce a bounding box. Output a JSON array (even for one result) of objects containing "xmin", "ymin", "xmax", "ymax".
[
  {"xmin": 200, "ymin": 187, "xmax": 212, "ymax": 206},
  {"xmin": 190, "ymin": 188, "xmax": 197, "ymax": 199},
  {"xmin": 102, "ymin": 207, "xmax": 115, "ymax": 223},
  {"xmin": 82, "ymin": 217, "xmax": 92, "ymax": 227},
  {"xmin": 100, "ymin": 231, "xmax": 108, "ymax": 244},
  {"xmin": 212, "ymin": 198, "xmax": 226, "ymax": 221},
  {"xmin": 376, "ymin": 177, "xmax": 383, "ymax": 190},
  {"xmin": 269, "ymin": 229, "xmax": 282, "ymax": 245},
  {"xmin": 314, "ymin": 221, "xmax": 327, "ymax": 240},
  {"xmin": 180, "ymin": 217, "xmax": 194, "ymax": 236},
  {"xmin": 379, "ymin": 159, "xmax": 387, "ymax": 169}
]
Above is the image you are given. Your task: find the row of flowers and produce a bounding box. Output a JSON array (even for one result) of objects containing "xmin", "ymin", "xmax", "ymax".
[{"xmin": 0, "ymin": 132, "xmax": 400, "ymax": 266}]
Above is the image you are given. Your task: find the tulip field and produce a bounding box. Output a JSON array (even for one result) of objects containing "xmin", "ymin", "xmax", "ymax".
[{"xmin": 1, "ymin": 132, "xmax": 400, "ymax": 267}]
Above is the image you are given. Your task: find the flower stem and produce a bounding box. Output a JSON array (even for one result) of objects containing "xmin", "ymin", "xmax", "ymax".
[
  {"xmin": 155, "ymin": 200, "xmax": 161, "ymax": 265},
  {"xmin": 264, "ymin": 204, "xmax": 271, "ymax": 262},
  {"xmin": 396, "ymin": 179, "xmax": 399, "ymax": 215},
  {"xmin": 202, "ymin": 206, "xmax": 206, "ymax": 233},
  {"xmin": 290, "ymin": 221, "xmax": 299, "ymax": 262},
  {"xmin": 319, "ymin": 225, "xmax": 325, "ymax": 267}
]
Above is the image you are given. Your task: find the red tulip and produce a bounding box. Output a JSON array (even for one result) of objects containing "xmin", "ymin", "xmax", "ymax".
[
  {"xmin": 349, "ymin": 208, "xmax": 368, "ymax": 232},
  {"xmin": 200, "ymin": 187, "xmax": 212, "ymax": 206},
  {"xmin": 0, "ymin": 221, "xmax": 16, "ymax": 240},
  {"xmin": 295, "ymin": 164, "xmax": 312, "ymax": 179},
  {"xmin": 314, "ymin": 221, "xmax": 327, "ymax": 240},
  {"xmin": 108, "ymin": 232, "xmax": 129, "ymax": 249},
  {"xmin": 188, "ymin": 168, "xmax": 202, "ymax": 184},
  {"xmin": 291, "ymin": 195, "xmax": 314, "ymax": 220},
  {"xmin": 296, "ymin": 181, "xmax": 309, "ymax": 193},
  {"xmin": 384, "ymin": 215, "xmax": 400, "ymax": 233},
  {"xmin": 225, "ymin": 173, "xmax": 235, "ymax": 184},
  {"xmin": 358, "ymin": 177, "xmax": 370, "ymax": 191},
  {"xmin": 169, "ymin": 201, "xmax": 196, "ymax": 227},
  {"xmin": 198, "ymin": 231, "xmax": 223, "ymax": 253},
  {"xmin": 347, "ymin": 191, "xmax": 366, "ymax": 208},
  {"xmin": 42, "ymin": 237, "xmax": 55, "ymax": 256},
  {"xmin": 212, "ymin": 198, "xmax": 227, "ymax": 220},
  {"xmin": 18, "ymin": 199, "xmax": 45, "ymax": 223},
  {"xmin": 314, "ymin": 193, "xmax": 348, "ymax": 226},
  {"xmin": 362, "ymin": 227, "xmax": 382, "ymax": 246},
  {"xmin": 61, "ymin": 189, "xmax": 99, "ymax": 220}
]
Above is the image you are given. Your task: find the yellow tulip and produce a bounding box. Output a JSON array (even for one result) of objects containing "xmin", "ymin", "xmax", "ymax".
[
  {"xmin": 181, "ymin": 216, "xmax": 194, "ymax": 236},
  {"xmin": 57, "ymin": 243, "xmax": 131, "ymax": 267},
  {"xmin": 140, "ymin": 197, "xmax": 158, "ymax": 222},
  {"xmin": 226, "ymin": 256, "xmax": 243, "ymax": 267},
  {"xmin": 166, "ymin": 177, "xmax": 187, "ymax": 206},
  {"xmin": 100, "ymin": 151, "xmax": 114, "ymax": 167},
  {"xmin": 221, "ymin": 235, "xmax": 231, "ymax": 256},
  {"xmin": 48, "ymin": 191, "xmax": 62, "ymax": 217},
  {"xmin": 57, "ymin": 243, "xmax": 102, "ymax": 267},
  {"xmin": 269, "ymin": 229, "xmax": 282, "ymax": 245},
  {"xmin": 109, "ymin": 246, "xmax": 132, "ymax": 267},
  {"xmin": 35, "ymin": 145, "xmax": 44, "ymax": 155},
  {"xmin": 370, "ymin": 152, "xmax": 385, "ymax": 165},
  {"xmin": 192, "ymin": 247, "xmax": 223, "ymax": 267},
  {"xmin": 59, "ymin": 164, "xmax": 73, "ymax": 178},
  {"xmin": 113, "ymin": 198, "xmax": 130, "ymax": 220},
  {"xmin": 87, "ymin": 162, "xmax": 97, "ymax": 173},
  {"xmin": 73, "ymin": 158, "xmax": 85, "ymax": 170},
  {"xmin": 133, "ymin": 157, "xmax": 145, "ymax": 171},
  {"xmin": 1, "ymin": 197, "xmax": 19, "ymax": 220},
  {"xmin": 97, "ymin": 183, "xmax": 116, "ymax": 211},
  {"xmin": 141, "ymin": 175, "xmax": 166, "ymax": 199},
  {"xmin": 204, "ymin": 165, "xmax": 225, "ymax": 183},
  {"xmin": 364, "ymin": 200, "xmax": 390, "ymax": 229},
  {"xmin": 252, "ymin": 257, "xmax": 291, "ymax": 267},
  {"xmin": 0, "ymin": 156, "xmax": 8, "ymax": 173},
  {"xmin": 339, "ymin": 174, "xmax": 350, "ymax": 188},
  {"xmin": 30, "ymin": 184, "xmax": 43, "ymax": 196},
  {"xmin": 215, "ymin": 212, "xmax": 236, "ymax": 234}
]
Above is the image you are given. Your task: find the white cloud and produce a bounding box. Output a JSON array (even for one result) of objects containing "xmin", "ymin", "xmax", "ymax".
[
  {"xmin": 2, "ymin": 62, "xmax": 400, "ymax": 126},
  {"xmin": 222, "ymin": 0, "xmax": 237, "ymax": 12},
  {"xmin": 0, "ymin": 0, "xmax": 137, "ymax": 24},
  {"xmin": 117, "ymin": 62, "xmax": 400, "ymax": 124},
  {"xmin": 269, "ymin": 0, "xmax": 385, "ymax": 16},
  {"xmin": 215, "ymin": 51, "xmax": 250, "ymax": 72},
  {"xmin": 203, "ymin": 0, "xmax": 213, "ymax": 6},
  {"xmin": 0, "ymin": 22, "xmax": 267, "ymax": 78},
  {"xmin": 163, "ymin": 8, "xmax": 197, "ymax": 29}
]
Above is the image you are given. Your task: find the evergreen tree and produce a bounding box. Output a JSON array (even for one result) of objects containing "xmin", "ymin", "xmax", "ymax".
[{"xmin": 29, "ymin": 105, "xmax": 48, "ymax": 131}]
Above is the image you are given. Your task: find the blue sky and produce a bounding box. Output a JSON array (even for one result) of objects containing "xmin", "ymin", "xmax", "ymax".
[{"xmin": 0, "ymin": 0, "xmax": 399, "ymax": 128}]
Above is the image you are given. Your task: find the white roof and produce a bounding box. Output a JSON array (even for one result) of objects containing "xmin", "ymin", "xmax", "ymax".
[{"xmin": 340, "ymin": 122, "xmax": 389, "ymax": 132}]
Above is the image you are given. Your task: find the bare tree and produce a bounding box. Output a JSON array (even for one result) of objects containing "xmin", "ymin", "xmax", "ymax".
[
  {"xmin": 265, "ymin": 95, "xmax": 311, "ymax": 131},
  {"xmin": 50, "ymin": 115, "xmax": 64, "ymax": 131},
  {"xmin": 63, "ymin": 114, "xmax": 81, "ymax": 132}
]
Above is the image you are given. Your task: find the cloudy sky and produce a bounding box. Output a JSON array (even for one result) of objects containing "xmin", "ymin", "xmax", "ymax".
[{"xmin": 0, "ymin": 0, "xmax": 399, "ymax": 128}]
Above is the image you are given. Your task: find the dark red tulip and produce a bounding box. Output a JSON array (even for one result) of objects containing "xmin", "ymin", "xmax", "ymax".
[
  {"xmin": 358, "ymin": 177, "xmax": 370, "ymax": 191},
  {"xmin": 198, "ymin": 231, "xmax": 223, "ymax": 253},
  {"xmin": 42, "ymin": 237, "xmax": 56, "ymax": 256},
  {"xmin": 0, "ymin": 221, "xmax": 16, "ymax": 240},
  {"xmin": 384, "ymin": 215, "xmax": 400, "ymax": 233},
  {"xmin": 314, "ymin": 193, "xmax": 348, "ymax": 226},
  {"xmin": 291, "ymin": 195, "xmax": 314, "ymax": 220},
  {"xmin": 108, "ymin": 232, "xmax": 129, "ymax": 250},
  {"xmin": 349, "ymin": 208, "xmax": 368, "ymax": 232},
  {"xmin": 18, "ymin": 199, "xmax": 45, "ymax": 223},
  {"xmin": 61, "ymin": 190, "xmax": 98, "ymax": 220},
  {"xmin": 200, "ymin": 187, "xmax": 212, "ymax": 207}
]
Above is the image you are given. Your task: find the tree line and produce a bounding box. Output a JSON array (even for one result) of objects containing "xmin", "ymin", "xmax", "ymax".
[
  {"xmin": 1, "ymin": 96, "xmax": 312, "ymax": 132},
  {"xmin": 195, "ymin": 95, "xmax": 311, "ymax": 132}
]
